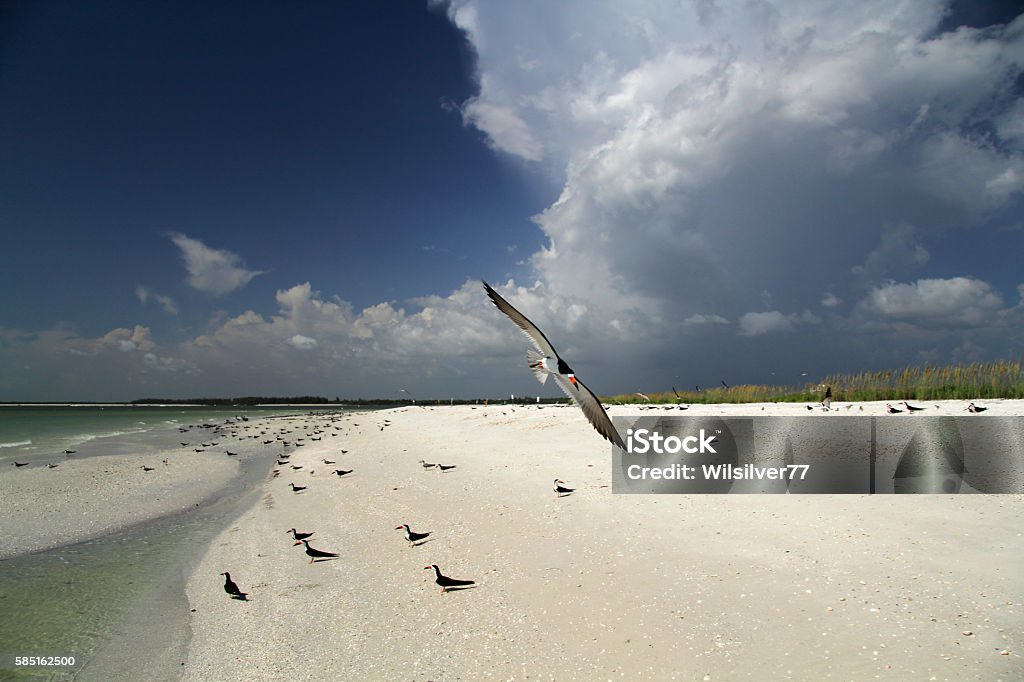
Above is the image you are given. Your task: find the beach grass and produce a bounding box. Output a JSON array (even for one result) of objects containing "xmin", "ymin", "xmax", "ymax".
[{"xmin": 613, "ymin": 359, "xmax": 1024, "ymax": 404}]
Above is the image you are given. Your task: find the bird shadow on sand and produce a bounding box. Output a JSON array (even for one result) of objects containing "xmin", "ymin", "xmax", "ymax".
[
  {"xmin": 411, "ymin": 538, "xmax": 434, "ymax": 548},
  {"xmin": 310, "ymin": 557, "xmax": 340, "ymax": 563},
  {"xmin": 230, "ymin": 594, "xmax": 250, "ymax": 601},
  {"xmin": 441, "ymin": 584, "xmax": 478, "ymax": 594}
]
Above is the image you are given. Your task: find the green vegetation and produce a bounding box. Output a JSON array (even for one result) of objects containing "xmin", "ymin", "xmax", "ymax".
[{"xmin": 609, "ymin": 359, "xmax": 1024, "ymax": 404}]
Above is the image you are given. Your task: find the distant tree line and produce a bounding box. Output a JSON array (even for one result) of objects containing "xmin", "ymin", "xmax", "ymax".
[
  {"xmin": 131, "ymin": 396, "xmax": 333, "ymax": 406},
  {"xmin": 128, "ymin": 396, "xmax": 569, "ymax": 406}
]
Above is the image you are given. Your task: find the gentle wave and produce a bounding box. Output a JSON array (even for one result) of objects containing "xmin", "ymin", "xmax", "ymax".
[
  {"xmin": 67, "ymin": 428, "xmax": 146, "ymax": 445},
  {"xmin": 0, "ymin": 440, "xmax": 32, "ymax": 448}
]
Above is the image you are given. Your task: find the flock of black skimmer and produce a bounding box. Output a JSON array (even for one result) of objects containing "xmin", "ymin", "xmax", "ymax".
[{"xmin": 217, "ymin": 409, "xmax": 479, "ymax": 601}]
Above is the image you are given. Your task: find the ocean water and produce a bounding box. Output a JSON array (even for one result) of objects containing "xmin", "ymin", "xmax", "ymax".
[{"xmin": 0, "ymin": 404, "xmax": 347, "ymax": 464}]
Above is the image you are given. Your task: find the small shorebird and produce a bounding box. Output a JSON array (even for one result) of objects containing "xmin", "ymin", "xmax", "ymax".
[
  {"xmin": 419, "ymin": 460, "xmax": 437, "ymax": 469},
  {"xmin": 294, "ymin": 539, "xmax": 339, "ymax": 563},
  {"xmin": 424, "ymin": 564, "xmax": 474, "ymax": 593},
  {"xmin": 289, "ymin": 482, "xmax": 307, "ymax": 492},
  {"xmin": 395, "ymin": 524, "xmax": 430, "ymax": 546},
  {"xmin": 220, "ymin": 571, "xmax": 248, "ymax": 600},
  {"xmin": 483, "ymin": 281, "xmax": 626, "ymax": 450},
  {"xmin": 553, "ymin": 478, "xmax": 575, "ymax": 497},
  {"xmin": 322, "ymin": 458, "xmax": 335, "ymax": 464},
  {"xmin": 286, "ymin": 528, "xmax": 314, "ymax": 541}
]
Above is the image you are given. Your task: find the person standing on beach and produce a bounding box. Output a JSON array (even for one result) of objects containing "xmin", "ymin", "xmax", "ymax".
[{"xmin": 823, "ymin": 385, "xmax": 832, "ymax": 410}]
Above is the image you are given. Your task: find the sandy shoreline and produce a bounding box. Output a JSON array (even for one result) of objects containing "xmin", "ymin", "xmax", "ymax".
[
  {"xmin": 180, "ymin": 402, "xmax": 1024, "ymax": 681},
  {"xmin": 0, "ymin": 451, "xmax": 240, "ymax": 559}
]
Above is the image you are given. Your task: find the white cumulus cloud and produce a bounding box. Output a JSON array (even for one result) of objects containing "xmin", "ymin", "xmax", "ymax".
[
  {"xmin": 169, "ymin": 232, "xmax": 263, "ymax": 295},
  {"xmin": 855, "ymin": 277, "xmax": 1005, "ymax": 327}
]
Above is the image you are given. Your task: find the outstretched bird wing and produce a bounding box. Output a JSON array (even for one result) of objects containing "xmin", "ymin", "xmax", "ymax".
[
  {"xmin": 484, "ymin": 281, "xmax": 625, "ymax": 451},
  {"xmin": 483, "ymin": 282, "xmax": 560, "ymax": 360},
  {"xmin": 551, "ymin": 373, "xmax": 626, "ymax": 451}
]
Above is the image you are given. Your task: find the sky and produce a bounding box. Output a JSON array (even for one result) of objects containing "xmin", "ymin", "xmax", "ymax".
[{"xmin": 1, "ymin": 1, "xmax": 1023, "ymax": 402}]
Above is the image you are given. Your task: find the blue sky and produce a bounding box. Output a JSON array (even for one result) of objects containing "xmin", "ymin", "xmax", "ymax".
[{"xmin": 2, "ymin": 1, "xmax": 1023, "ymax": 401}]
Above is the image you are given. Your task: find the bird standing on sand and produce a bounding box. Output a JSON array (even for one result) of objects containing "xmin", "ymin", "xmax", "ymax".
[
  {"xmin": 220, "ymin": 571, "xmax": 248, "ymax": 600},
  {"xmin": 965, "ymin": 402, "xmax": 988, "ymax": 413},
  {"xmin": 902, "ymin": 401, "xmax": 926, "ymax": 413},
  {"xmin": 286, "ymin": 528, "xmax": 314, "ymax": 541},
  {"xmin": 436, "ymin": 463, "xmax": 456, "ymax": 472},
  {"xmin": 553, "ymin": 478, "xmax": 575, "ymax": 497},
  {"xmin": 294, "ymin": 539, "xmax": 339, "ymax": 562},
  {"xmin": 424, "ymin": 564, "xmax": 475, "ymax": 593},
  {"xmin": 289, "ymin": 482, "xmax": 307, "ymax": 492},
  {"xmin": 395, "ymin": 524, "xmax": 430, "ymax": 546},
  {"xmin": 333, "ymin": 469, "xmax": 353, "ymax": 477},
  {"xmin": 483, "ymin": 281, "xmax": 626, "ymax": 450},
  {"xmin": 886, "ymin": 404, "xmax": 903, "ymax": 414},
  {"xmin": 419, "ymin": 460, "xmax": 436, "ymax": 469}
]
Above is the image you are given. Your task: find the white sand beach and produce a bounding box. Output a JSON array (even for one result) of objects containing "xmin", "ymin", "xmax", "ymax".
[{"xmin": 179, "ymin": 402, "xmax": 1024, "ymax": 681}]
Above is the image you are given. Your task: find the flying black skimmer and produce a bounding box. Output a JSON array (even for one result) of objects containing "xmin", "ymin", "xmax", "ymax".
[
  {"xmin": 424, "ymin": 564, "xmax": 475, "ymax": 593},
  {"xmin": 436, "ymin": 463, "xmax": 456, "ymax": 472},
  {"xmin": 293, "ymin": 539, "xmax": 339, "ymax": 562},
  {"xmin": 902, "ymin": 401, "xmax": 926, "ymax": 413},
  {"xmin": 286, "ymin": 528, "xmax": 314, "ymax": 541},
  {"xmin": 289, "ymin": 482, "xmax": 307, "ymax": 492},
  {"xmin": 220, "ymin": 571, "xmax": 248, "ymax": 600},
  {"xmin": 395, "ymin": 524, "xmax": 430, "ymax": 546},
  {"xmin": 333, "ymin": 469, "xmax": 353, "ymax": 477},
  {"xmin": 483, "ymin": 281, "xmax": 626, "ymax": 450},
  {"xmin": 634, "ymin": 392, "xmax": 651, "ymax": 402},
  {"xmin": 886, "ymin": 404, "xmax": 903, "ymax": 414},
  {"xmin": 965, "ymin": 402, "xmax": 988, "ymax": 413},
  {"xmin": 553, "ymin": 478, "xmax": 575, "ymax": 497},
  {"xmin": 419, "ymin": 460, "xmax": 437, "ymax": 469}
]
